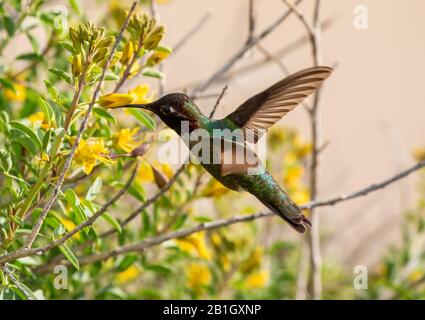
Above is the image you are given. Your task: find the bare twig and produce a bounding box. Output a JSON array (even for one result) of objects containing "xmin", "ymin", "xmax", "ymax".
[
  {"xmin": 191, "ymin": 0, "xmax": 303, "ymax": 96},
  {"xmin": 247, "ymin": 0, "xmax": 256, "ymax": 44},
  {"xmin": 23, "ymin": 1, "xmax": 139, "ymax": 250},
  {"xmin": 208, "ymin": 85, "xmax": 228, "ymax": 118},
  {"xmin": 32, "ymin": 160, "xmax": 425, "ymax": 272},
  {"xmin": 306, "ymin": 0, "xmax": 323, "ymax": 300},
  {"xmin": 282, "ymin": 0, "xmax": 315, "ymax": 38},
  {"xmin": 256, "ymin": 44, "xmax": 289, "ymax": 75},
  {"xmin": 173, "ymin": 11, "xmax": 212, "ymax": 53}
]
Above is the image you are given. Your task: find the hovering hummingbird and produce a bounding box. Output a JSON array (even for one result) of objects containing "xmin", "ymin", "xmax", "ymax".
[{"xmin": 118, "ymin": 66, "xmax": 333, "ymax": 232}]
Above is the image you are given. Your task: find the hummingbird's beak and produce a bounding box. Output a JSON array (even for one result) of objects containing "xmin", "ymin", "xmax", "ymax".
[{"xmin": 115, "ymin": 103, "xmax": 153, "ymax": 111}]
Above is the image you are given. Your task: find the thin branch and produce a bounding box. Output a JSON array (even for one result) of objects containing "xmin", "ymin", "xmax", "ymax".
[
  {"xmin": 191, "ymin": 0, "xmax": 304, "ymax": 96},
  {"xmin": 173, "ymin": 11, "xmax": 212, "ymax": 53},
  {"xmin": 246, "ymin": 0, "xmax": 256, "ymax": 44},
  {"xmin": 2, "ymin": 265, "xmax": 35, "ymax": 300},
  {"xmin": 208, "ymin": 85, "xmax": 228, "ymax": 118},
  {"xmin": 33, "ymin": 160, "xmax": 425, "ymax": 272},
  {"xmin": 281, "ymin": 0, "xmax": 315, "ymax": 38},
  {"xmin": 23, "ymin": 1, "xmax": 139, "ymax": 250},
  {"xmin": 256, "ymin": 44, "xmax": 289, "ymax": 75}
]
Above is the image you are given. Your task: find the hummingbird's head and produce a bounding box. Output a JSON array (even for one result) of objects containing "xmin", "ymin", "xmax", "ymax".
[{"xmin": 121, "ymin": 93, "xmax": 204, "ymax": 134}]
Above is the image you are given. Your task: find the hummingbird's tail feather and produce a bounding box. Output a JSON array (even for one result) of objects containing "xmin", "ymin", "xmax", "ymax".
[
  {"xmin": 243, "ymin": 172, "xmax": 311, "ymax": 233},
  {"xmin": 258, "ymin": 196, "xmax": 311, "ymax": 233}
]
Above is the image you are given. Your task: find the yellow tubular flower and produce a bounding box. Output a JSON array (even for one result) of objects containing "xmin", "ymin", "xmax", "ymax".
[
  {"xmin": 200, "ymin": 179, "xmax": 230, "ymax": 198},
  {"xmin": 186, "ymin": 263, "xmax": 211, "ymax": 291},
  {"xmin": 4, "ymin": 82, "xmax": 26, "ymax": 102},
  {"xmin": 116, "ymin": 265, "xmax": 141, "ymax": 284},
  {"xmin": 245, "ymin": 271, "xmax": 269, "ymax": 289},
  {"xmin": 98, "ymin": 93, "xmax": 134, "ymax": 108},
  {"xmin": 128, "ymin": 84, "xmax": 154, "ymax": 104},
  {"xmin": 74, "ymin": 139, "xmax": 114, "ymax": 175},
  {"xmin": 176, "ymin": 231, "xmax": 212, "ymax": 260},
  {"xmin": 240, "ymin": 247, "xmax": 262, "ymax": 274},
  {"xmin": 114, "ymin": 128, "xmax": 140, "ymax": 153},
  {"xmin": 137, "ymin": 160, "xmax": 154, "ymax": 182},
  {"xmin": 28, "ymin": 111, "xmax": 50, "ymax": 129}
]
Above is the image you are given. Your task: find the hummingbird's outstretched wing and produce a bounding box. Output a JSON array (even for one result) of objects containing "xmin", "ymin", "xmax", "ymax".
[{"xmin": 224, "ymin": 66, "xmax": 333, "ymax": 142}]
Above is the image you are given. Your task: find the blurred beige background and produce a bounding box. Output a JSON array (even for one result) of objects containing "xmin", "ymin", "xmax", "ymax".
[
  {"xmin": 13, "ymin": 0, "xmax": 425, "ymax": 270},
  {"xmin": 154, "ymin": 0, "xmax": 425, "ymax": 269}
]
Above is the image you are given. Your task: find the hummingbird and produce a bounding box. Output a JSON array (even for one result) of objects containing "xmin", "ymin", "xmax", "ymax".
[{"xmin": 118, "ymin": 66, "xmax": 333, "ymax": 232}]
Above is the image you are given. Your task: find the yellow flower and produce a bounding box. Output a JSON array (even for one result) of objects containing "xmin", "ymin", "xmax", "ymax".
[
  {"xmin": 246, "ymin": 271, "xmax": 269, "ymax": 289},
  {"xmin": 413, "ymin": 148, "xmax": 425, "ymax": 162},
  {"xmin": 176, "ymin": 231, "xmax": 212, "ymax": 260},
  {"xmin": 98, "ymin": 84, "xmax": 153, "ymax": 109},
  {"xmin": 156, "ymin": 0, "xmax": 171, "ymax": 4},
  {"xmin": 128, "ymin": 84, "xmax": 154, "ymax": 104},
  {"xmin": 283, "ymin": 151, "xmax": 298, "ymax": 166},
  {"xmin": 160, "ymin": 163, "xmax": 174, "ymax": 179},
  {"xmin": 74, "ymin": 139, "xmax": 114, "ymax": 174},
  {"xmin": 137, "ymin": 159, "xmax": 155, "ymax": 182},
  {"xmin": 116, "ymin": 265, "xmax": 141, "ymax": 284},
  {"xmin": 28, "ymin": 111, "xmax": 50, "ymax": 129},
  {"xmin": 98, "ymin": 93, "xmax": 134, "ymax": 109},
  {"xmin": 284, "ymin": 165, "xmax": 304, "ymax": 188},
  {"xmin": 186, "ymin": 263, "xmax": 211, "ymax": 291},
  {"xmin": 291, "ymin": 187, "xmax": 310, "ymax": 204},
  {"xmin": 58, "ymin": 217, "xmax": 81, "ymax": 241},
  {"xmin": 146, "ymin": 50, "xmax": 170, "ymax": 66},
  {"xmin": 114, "ymin": 128, "xmax": 140, "ymax": 153},
  {"xmin": 408, "ymin": 269, "xmax": 424, "ymax": 282},
  {"xmin": 200, "ymin": 179, "xmax": 230, "ymax": 198},
  {"xmin": 4, "ymin": 82, "xmax": 26, "ymax": 102}
]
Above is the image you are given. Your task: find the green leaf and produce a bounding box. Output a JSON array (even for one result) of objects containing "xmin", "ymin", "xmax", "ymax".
[
  {"xmin": 48, "ymin": 68, "xmax": 72, "ymax": 84},
  {"xmin": 38, "ymin": 98, "xmax": 54, "ymax": 125},
  {"xmin": 9, "ymin": 121, "xmax": 42, "ymax": 150},
  {"xmin": 93, "ymin": 107, "xmax": 117, "ymax": 126},
  {"xmin": 127, "ymin": 109, "xmax": 156, "ymax": 130},
  {"xmin": 0, "ymin": 78, "xmax": 16, "ymax": 92},
  {"xmin": 86, "ymin": 177, "xmax": 102, "ymax": 201},
  {"xmin": 59, "ymin": 244, "xmax": 80, "ymax": 270},
  {"xmin": 101, "ymin": 212, "xmax": 122, "ymax": 234},
  {"xmin": 44, "ymin": 80, "xmax": 60, "ymax": 101},
  {"xmin": 42, "ymin": 130, "xmax": 51, "ymax": 151},
  {"xmin": 11, "ymin": 130, "xmax": 37, "ymax": 155},
  {"xmin": 145, "ymin": 264, "xmax": 172, "ymax": 275},
  {"xmin": 142, "ymin": 68, "xmax": 164, "ymax": 79},
  {"xmin": 155, "ymin": 46, "xmax": 173, "ymax": 54},
  {"xmin": 65, "ymin": 188, "xmax": 80, "ymax": 207},
  {"xmin": 104, "ymin": 72, "xmax": 119, "ymax": 81},
  {"xmin": 116, "ymin": 254, "xmax": 138, "ymax": 272},
  {"xmin": 128, "ymin": 182, "xmax": 146, "ymax": 202},
  {"xmin": 3, "ymin": 16, "xmax": 15, "ymax": 36},
  {"xmin": 58, "ymin": 41, "xmax": 76, "ymax": 54},
  {"xmin": 0, "ymin": 149, "xmax": 12, "ymax": 172},
  {"xmin": 68, "ymin": 0, "xmax": 82, "ymax": 15},
  {"xmin": 16, "ymin": 52, "xmax": 43, "ymax": 62}
]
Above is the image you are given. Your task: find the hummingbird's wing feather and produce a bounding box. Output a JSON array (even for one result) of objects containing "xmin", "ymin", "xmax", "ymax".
[{"xmin": 224, "ymin": 66, "xmax": 333, "ymax": 142}]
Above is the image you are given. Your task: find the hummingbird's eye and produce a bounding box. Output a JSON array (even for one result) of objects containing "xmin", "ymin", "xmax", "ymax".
[{"xmin": 161, "ymin": 105, "xmax": 176, "ymax": 115}]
